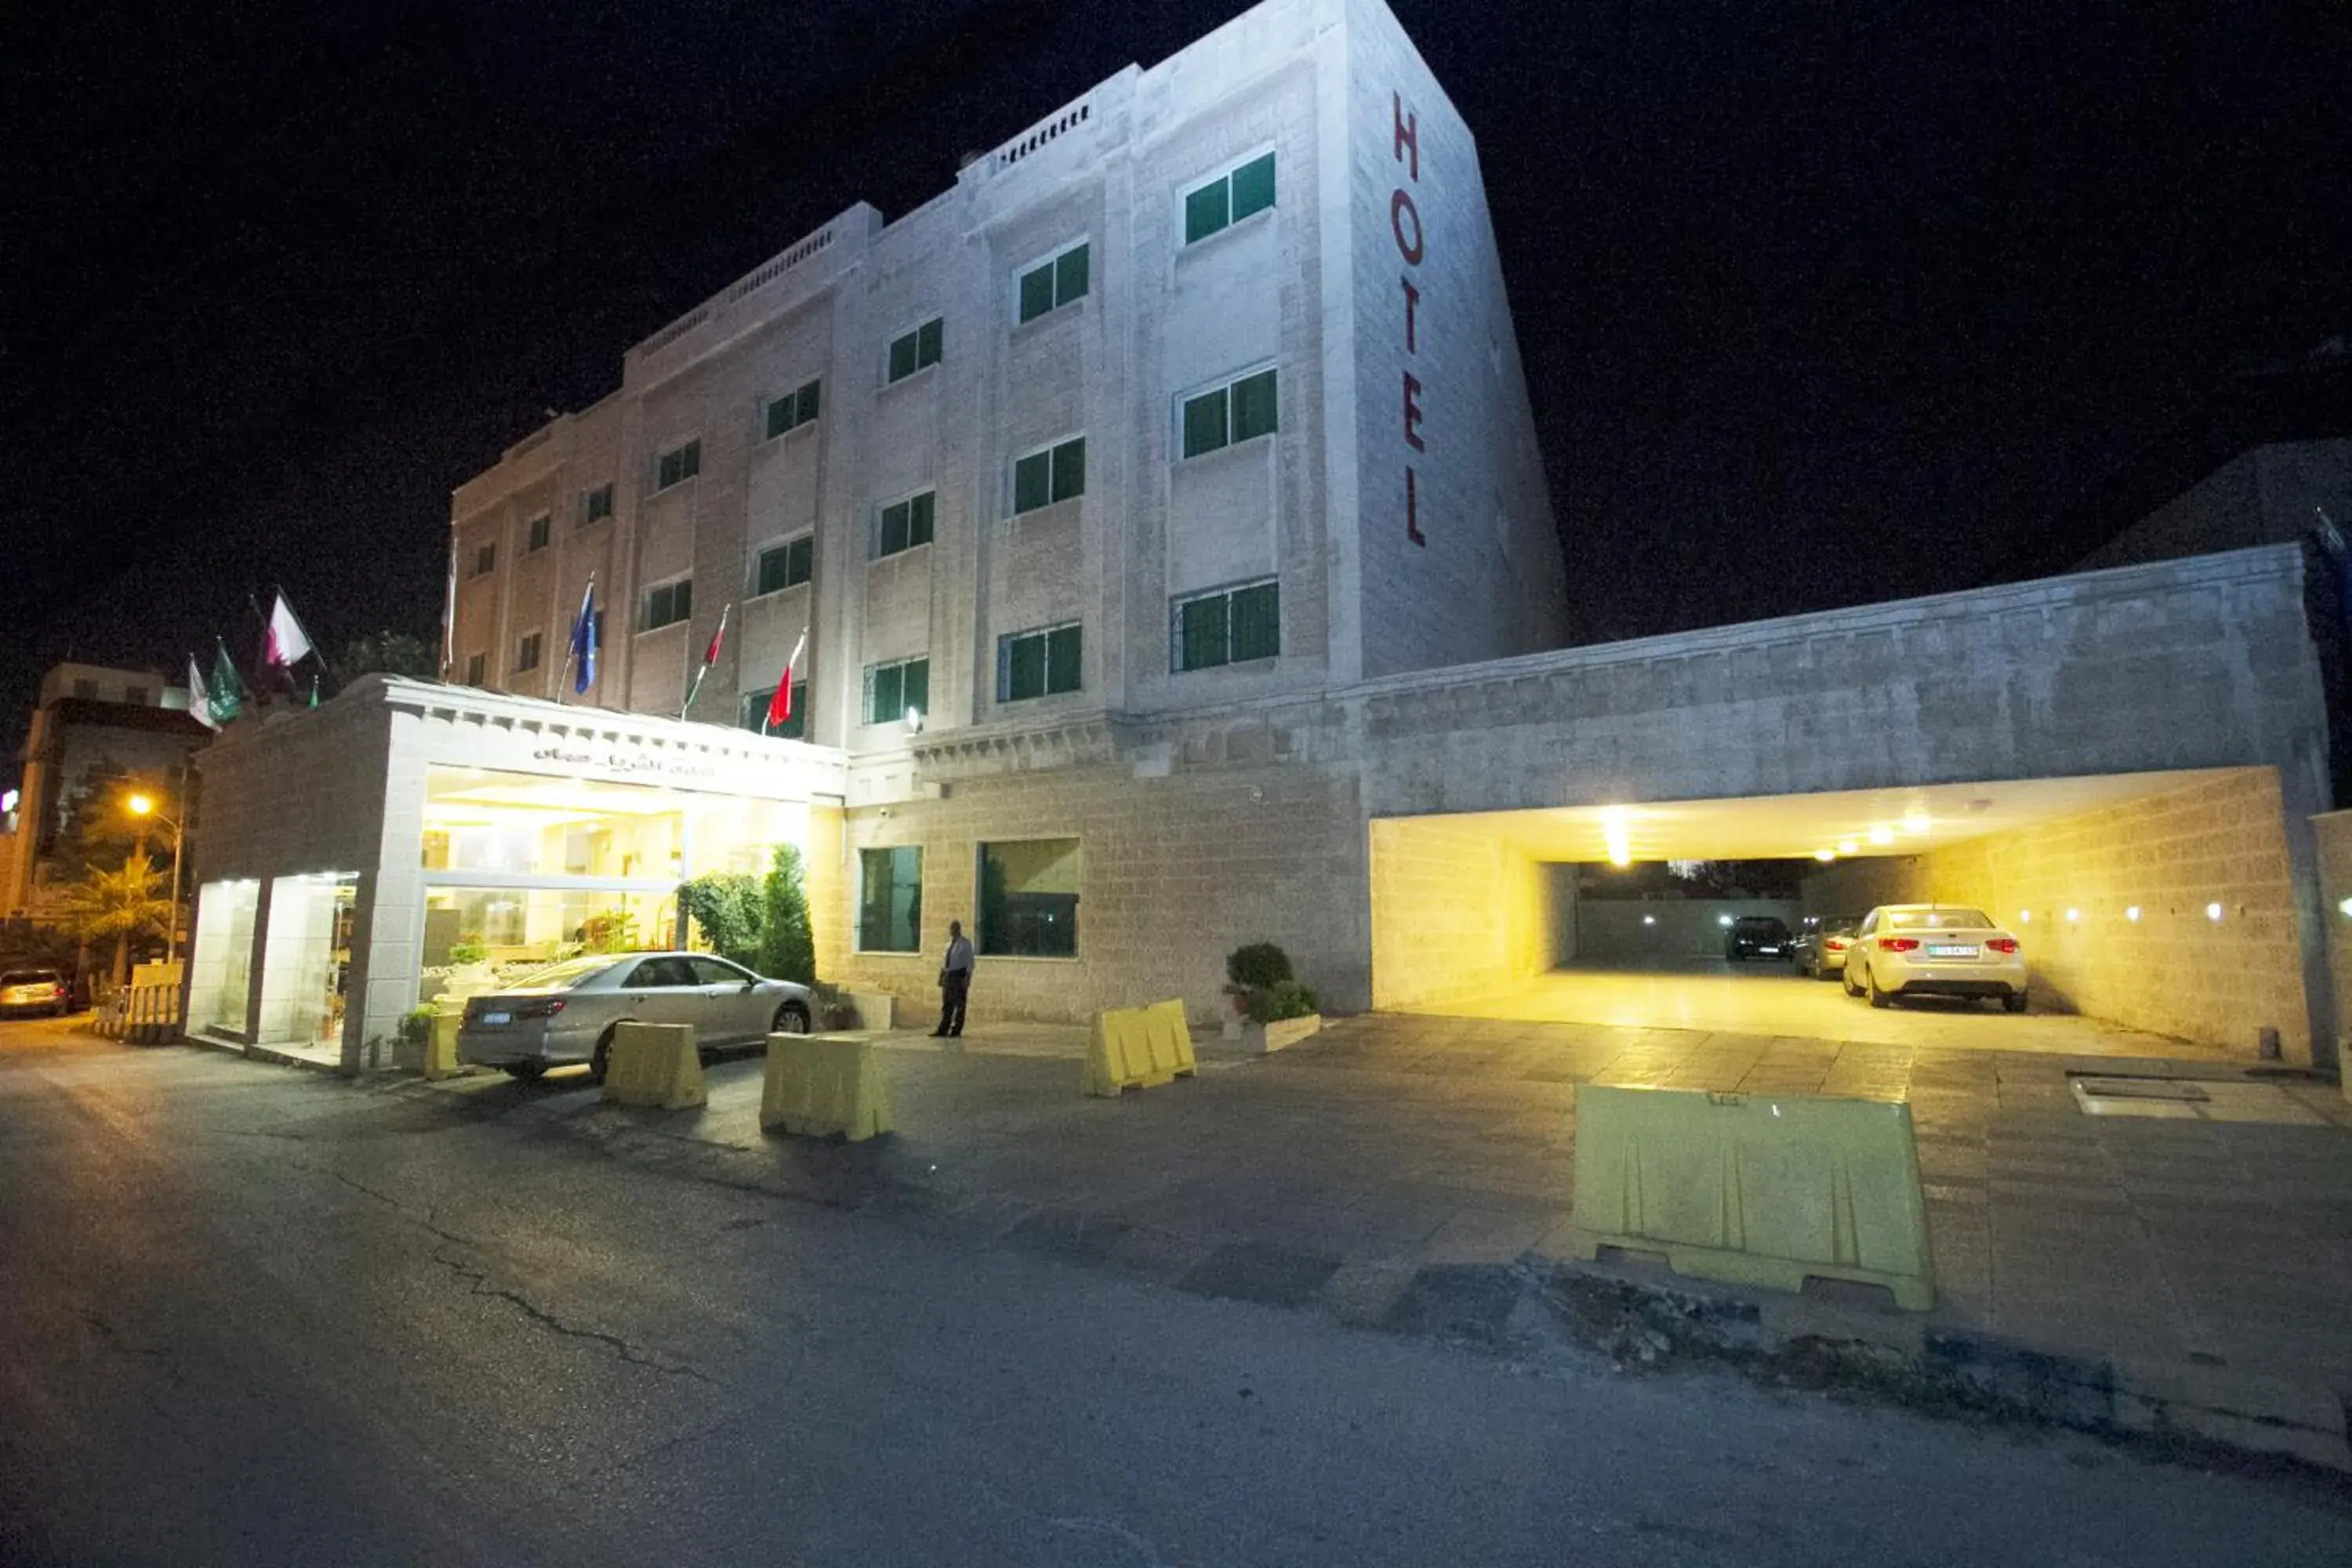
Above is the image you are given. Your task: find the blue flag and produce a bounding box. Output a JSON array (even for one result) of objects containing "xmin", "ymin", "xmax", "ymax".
[{"xmin": 568, "ymin": 579, "xmax": 597, "ymax": 695}]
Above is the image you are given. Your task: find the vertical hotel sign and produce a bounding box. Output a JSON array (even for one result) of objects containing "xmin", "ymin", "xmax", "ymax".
[{"xmin": 1391, "ymin": 92, "xmax": 1428, "ymax": 546}]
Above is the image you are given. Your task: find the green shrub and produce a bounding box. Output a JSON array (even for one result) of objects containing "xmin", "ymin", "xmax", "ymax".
[
  {"xmin": 1225, "ymin": 942, "xmax": 1294, "ymax": 991},
  {"xmin": 679, "ymin": 873, "xmax": 763, "ymax": 968},
  {"xmin": 1244, "ymin": 979, "xmax": 1319, "ymax": 1024},
  {"xmin": 397, "ymin": 1005, "xmax": 438, "ymax": 1047},
  {"xmin": 446, "ymin": 938, "xmax": 488, "ymax": 966},
  {"xmin": 758, "ymin": 844, "xmax": 816, "ymax": 985}
]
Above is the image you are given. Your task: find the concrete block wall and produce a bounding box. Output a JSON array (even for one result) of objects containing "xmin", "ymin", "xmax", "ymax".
[
  {"xmin": 1367, "ymin": 818, "xmax": 1565, "ymax": 1009},
  {"xmin": 1802, "ymin": 769, "xmax": 2311, "ymax": 1059},
  {"xmin": 828, "ymin": 756, "xmax": 1366, "ymax": 1026}
]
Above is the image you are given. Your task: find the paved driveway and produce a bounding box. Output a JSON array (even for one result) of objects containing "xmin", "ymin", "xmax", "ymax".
[{"xmin": 1412, "ymin": 960, "xmax": 2226, "ymax": 1056}]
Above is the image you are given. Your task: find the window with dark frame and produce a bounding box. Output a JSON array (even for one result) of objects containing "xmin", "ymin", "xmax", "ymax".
[
  {"xmin": 1011, "ymin": 437, "xmax": 1085, "ymax": 515},
  {"xmin": 755, "ymin": 535, "xmax": 814, "ymax": 596},
  {"xmin": 515, "ymin": 632, "xmax": 543, "ymax": 672},
  {"xmin": 978, "ymin": 839, "xmax": 1080, "ymax": 958},
  {"xmin": 996, "ymin": 623, "xmax": 1082, "ymax": 702},
  {"xmin": 862, "ymin": 656, "xmax": 929, "ymax": 725},
  {"xmin": 655, "ymin": 439, "xmax": 702, "ymax": 492},
  {"xmin": 641, "ymin": 578, "xmax": 693, "ymax": 631},
  {"xmin": 472, "ymin": 543, "xmax": 496, "ymax": 577},
  {"xmin": 739, "ymin": 682, "xmax": 809, "ymax": 740},
  {"xmin": 876, "ymin": 491, "xmax": 936, "ymax": 557},
  {"xmin": 463, "ymin": 652, "xmax": 486, "ymax": 686},
  {"xmin": 525, "ymin": 514, "xmax": 550, "ymax": 551},
  {"xmin": 764, "ymin": 378, "xmax": 822, "ymax": 440},
  {"xmin": 1174, "ymin": 579, "xmax": 1279, "ymax": 672},
  {"xmin": 1181, "ymin": 368, "xmax": 1278, "ymax": 459},
  {"xmin": 1017, "ymin": 242, "xmax": 1091, "ymax": 324},
  {"xmin": 858, "ymin": 846, "xmax": 923, "ymax": 953},
  {"xmin": 886, "ymin": 318, "xmax": 944, "ymax": 383},
  {"xmin": 1184, "ymin": 152, "xmax": 1276, "ymax": 245},
  {"xmin": 582, "ymin": 484, "xmax": 614, "ymax": 525}
]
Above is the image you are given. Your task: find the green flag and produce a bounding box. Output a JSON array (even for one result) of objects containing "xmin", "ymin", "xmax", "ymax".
[{"xmin": 210, "ymin": 641, "xmax": 249, "ymax": 723}]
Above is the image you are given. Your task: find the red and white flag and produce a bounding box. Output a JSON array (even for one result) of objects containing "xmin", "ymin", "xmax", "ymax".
[
  {"xmin": 680, "ymin": 602, "xmax": 731, "ymax": 719},
  {"xmin": 764, "ymin": 628, "xmax": 808, "ymax": 731},
  {"xmin": 263, "ymin": 591, "xmax": 314, "ymax": 670}
]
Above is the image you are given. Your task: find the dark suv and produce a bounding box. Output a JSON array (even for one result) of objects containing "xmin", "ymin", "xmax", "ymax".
[{"xmin": 1723, "ymin": 916, "xmax": 1791, "ymax": 962}]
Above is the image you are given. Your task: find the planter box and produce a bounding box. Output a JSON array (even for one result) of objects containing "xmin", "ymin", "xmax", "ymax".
[{"xmin": 1230, "ymin": 1013, "xmax": 1323, "ymax": 1054}]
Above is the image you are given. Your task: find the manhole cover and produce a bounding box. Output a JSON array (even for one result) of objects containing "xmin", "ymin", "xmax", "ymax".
[
  {"xmin": 2068, "ymin": 1074, "xmax": 2325, "ymax": 1124},
  {"xmin": 2071, "ymin": 1076, "xmax": 2209, "ymax": 1103}
]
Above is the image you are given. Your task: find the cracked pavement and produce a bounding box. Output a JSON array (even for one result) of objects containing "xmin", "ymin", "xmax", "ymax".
[{"xmin": 2, "ymin": 1022, "xmax": 2347, "ymax": 1566}]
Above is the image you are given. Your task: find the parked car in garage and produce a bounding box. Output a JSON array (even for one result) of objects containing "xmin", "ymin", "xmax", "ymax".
[
  {"xmin": 1789, "ymin": 916, "xmax": 1861, "ymax": 979},
  {"xmin": 0, "ymin": 967, "xmax": 74, "ymax": 1018},
  {"xmin": 1723, "ymin": 916, "xmax": 1791, "ymax": 962},
  {"xmin": 456, "ymin": 951, "xmax": 814, "ymax": 1082},
  {"xmin": 1842, "ymin": 905, "xmax": 2028, "ymax": 1011}
]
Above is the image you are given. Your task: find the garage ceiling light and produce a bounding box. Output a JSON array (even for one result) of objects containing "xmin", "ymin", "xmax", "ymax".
[
  {"xmin": 1869, "ymin": 826, "xmax": 1895, "ymax": 845},
  {"xmin": 2126, "ymin": 906, "xmax": 2142, "ymax": 922},
  {"xmin": 1901, "ymin": 812, "xmax": 1931, "ymax": 834},
  {"xmin": 1835, "ymin": 840, "xmax": 1858, "ymax": 856},
  {"xmin": 2065, "ymin": 908, "xmax": 2079, "ymax": 922},
  {"xmin": 1599, "ymin": 805, "xmax": 1632, "ymax": 867},
  {"xmin": 1813, "ymin": 848, "xmax": 1837, "ymax": 862}
]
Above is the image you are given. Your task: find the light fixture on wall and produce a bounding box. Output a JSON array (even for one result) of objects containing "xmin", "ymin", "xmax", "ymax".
[
  {"xmin": 1642, "ymin": 914, "xmax": 1657, "ymax": 927},
  {"xmin": 2205, "ymin": 902, "xmax": 2224, "ymax": 922},
  {"xmin": 1869, "ymin": 826, "xmax": 1895, "ymax": 846},
  {"xmin": 2125, "ymin": 906, "xmax": 2142, "ymax": 923},
  {"xmin": 1599, "ymin": 806, "xmax": 1632, "ymax": 867},
  {"xmin": 1717, "ymin": 913, "xmax": 1734, "ymax": 927},
  {"xmin": 1813, "ymin": 848, "xmax": 1836, "ymax": 862},
  {"xmin": 2065, "ymin": 908, "xmax": 2079, "ymax": 923},
  {"xmin": 1901, "ymin": 811, "xmax": 1931, "ymax": 834},
  {"xmin": 2018, "ymin": 909, "xmax": 2031, "ymax": 924},
  {"xmin": 1835, "ymin": 840, "xmax": 1858, "ymax": 856}
]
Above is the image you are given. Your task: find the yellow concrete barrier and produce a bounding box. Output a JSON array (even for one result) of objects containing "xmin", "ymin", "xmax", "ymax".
[
  {"xmin": 762, "ymin": 1033, "xmax": 893, "ymax": 1141},
  {"xmin": 423, "ymin": 1011, "xmax": 463, "ymax": 1080},
  {"xmin": 1083, "ymin": 1000, "xmax": 1197, "ymax": 1097},
  {"xmin": 603, "ymin": 1022, "xmax": 706, "ymax": 1111},
  {"xmin": 1566, "ymin": 1085, "xmax": 1936, "ymax": 1311}
]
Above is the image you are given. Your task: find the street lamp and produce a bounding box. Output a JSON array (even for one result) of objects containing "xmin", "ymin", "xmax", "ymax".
[{"xmin": 126, "ymin": 791, "xmax": 185, "ymax": 964}]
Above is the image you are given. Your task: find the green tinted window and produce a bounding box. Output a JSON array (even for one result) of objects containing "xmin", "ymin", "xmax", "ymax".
[
  {"xmin": 1050, "ymin": 438, "xmax": 1085, "ymax": 503},
  {"xmin": 1054, "ymin": 245, "xmax": 1088, "ymax": 304},
  {"xmin": 1184, "ymin": 180, "xmax": 1229, "ymax": 244},
  {"xmin": 1229, "ymin": 153, "xmax": 1276, "ymax": 222},
  {"xmin": 916, "ymin": 318, "xmax": 942, "ymax": 367},
  {"xmin": 1174, "ymin": 580, "xmax": 1278, "ymax": 671},
  {"xmin": 756, "ymin": 535, "xmax": 812, "ymax": 595},
  {"xmin": 1230, "ymin": 369, "xmax": 1278, "ymax": 442},
  {"xmin": 1181, "ymin": 387, "xmax": 1228, "ymax": 459},
  {"xmin": 1177, "ymin": 594, "xmax": 1229, "ymax": 672},
  {"xmin": 1045, "ymin": 624, "xmax": 1082, "ymax": 694},
  {"xmin": 858, "ymin": 846, "xmax": 922, "ymax": 953},
  {"xmin": 796, "ymin": 379, "xmax": 821, "ymax": 424},
  {"xmin": 739, "ymin": 683, "xmax": 808, "ymax": 739},
  {"xmin": 1013, "ymin": 452, "xmax": 1051, "ymax": 514},
  {"xmin": 887, "ymin": 333, "xmax": 918, "ymax": 383},
  {"xmin": 1018, "ymin": 264, "xmax": 1056, "ymax": 323},
  {"xmin": 979, "ymin": 839, "xmax": 1080, "ymax": 958},
  {"xmin": 1230, "ymin": 581, "xmax": 1280, "ymax": 662},
  {"xmin": 1002, "ymin": 633, "xmax": 1046, "ymax": 702}
]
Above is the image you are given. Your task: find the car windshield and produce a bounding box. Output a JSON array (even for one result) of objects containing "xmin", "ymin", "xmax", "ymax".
[
  {"xmin": 1885, "ymin": 907, "xmax": 1994, "ymax": 930},
  {"xmin": 1733, "ymin": 918, "xmax": 1784, "ymax": 932},
  {"xmin": 1817, "ymin": 918, "xmax": 1859, "ymax": 935},
  {"xmin": 2, "ymin": 970, "xmax": 60, "ymax": 986},
  {"xmin": 504, "ymin": 956, "xmax": 621, "ymax": 990}
]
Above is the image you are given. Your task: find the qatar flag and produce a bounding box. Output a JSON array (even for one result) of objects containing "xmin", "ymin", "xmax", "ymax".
[{"xmin": 263, "ymin": 592, "xmax": 314, "ymax": 670}]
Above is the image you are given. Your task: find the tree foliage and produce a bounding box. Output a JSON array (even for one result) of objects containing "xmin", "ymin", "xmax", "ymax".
[
  {"xmin": 677, "ymin": 873, "xmax": 763, "ymax": 969},
  {"xmin": 759, "ymin": 844, "xmax": 815, "ymax": 985}
]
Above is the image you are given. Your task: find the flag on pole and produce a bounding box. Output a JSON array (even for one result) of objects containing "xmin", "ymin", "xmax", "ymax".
[
  {"xmin": 187, "ymin": 655, "xmax": 220, "ymax": 731},
  {"xmin": 263, "ymin": 590, "xmax": 315, "ymax": 671},
  {"xmin": 681, "ymin": 603, "xmax": 731, "ymax": 720},
  {"xmin": 567, "ymin": 578, "xmax": 598, "ymax": 696},
  {"xmin": 209, "ymin": 641, "xmax": 249, "ymax": 724},
  {"xmin": 307, "ymin": 673, "xmax": 320, "ymax": 710},
  {"xmin": 764, "ymin": 628, "xmax": 808, "ymax": 732}
]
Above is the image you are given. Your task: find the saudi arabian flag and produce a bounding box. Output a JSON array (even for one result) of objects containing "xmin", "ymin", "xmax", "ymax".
[
  {"xmin": 186, "ymin": 655, "xmax": 220, "ymax": 731},
  {"xmin": 209, "ymin": 641, "xmax": 249, "ymax": 724}
]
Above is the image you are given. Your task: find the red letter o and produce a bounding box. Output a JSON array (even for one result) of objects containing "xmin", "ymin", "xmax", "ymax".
[{"xmin": 1389, "ymin": 189, "xmax": 1424, "ymax": 267}]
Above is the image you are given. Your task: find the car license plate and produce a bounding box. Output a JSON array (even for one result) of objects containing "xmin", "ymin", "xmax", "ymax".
[
  {"xmin": 481, "ymin": 1011, "xmax": 512, "ymax": 1025},
  {"xmin": 1759, "ymin": 946, "xmax": 1781, "ymax": 955},
  {"xmin": 1927, "ymin": 944, "xmax": 1976, "ymax": 959}
]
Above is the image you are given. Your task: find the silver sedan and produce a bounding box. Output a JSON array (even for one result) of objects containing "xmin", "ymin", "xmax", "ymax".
[{"xmin": 456, "ymin": 951, "xmax": 814, "ymax": 1082}]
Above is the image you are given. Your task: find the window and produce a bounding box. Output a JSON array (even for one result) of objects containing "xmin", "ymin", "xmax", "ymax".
[
  {"xmin": 1017, "ymin": 241, "xmax": 1090, "ymax": 323},
  {"xmin": 73, "ymin": 678, "xmax": 99, "ymax": 699},
  {"xmin": 1011, "ymin": 437, "xmax": 1085, "ymax": 515},
  {"xmin": 886, "ymin": 318, "xmax": 944, "ymax": 383},
  {"xmin": 876, "ymin": 491, "xmax": 936, "ymax": 557},
  {"xmin": 582, "ymin": 484, "xmax": 614, "ymax": 525},
  {"xmin": 688, "ymin": 955, "xmax": 756, "ymax": 987},
  {"xmin": 979, "ymin": 839, "xmax": 1079, "ymax": 958},
  {"xmin": 1181, "ymin": 368, "xmax": 1279, "ymax": 459},
  {"xmin": 996, "ymin": 623, "xmax": 1082, "ymax": 702},
  {"xmin": 1184, "ymin": 151, "xmax": 1276, "ymax": 245},
  {"xmin": 655, "ymin": 439, "xmax": 702, "ymax": 492},
  {"xmin": 463, "ymin": 652, "xmax": 486, "ymax": 686},
  {"xmin": 755, "ymin": 535, "xmax": 814, "ymax": 596},
  {"xmin": 858, "ymin": 847, "xmax": 923, "ymax": 953},
  {"xmin": 641, "ymin": 578, "xmax": 692, "ymax": 631},
  {"xmin": 1174, "ymin": 579, "xmax": 1279, "ymax": 671},
  {"xmin": 624, "ymin": 956, "xmax": 698, "ymax": 988},
  {"xmin": 862, "ymin": 656, "xmax": 929, "ymax": 725},
  {"xmin": 764, "ymin": 378, "xmax": 822, "ymax": 440},
  {"xmin": 472, "ymin": 543, "xmax": 496, "ymax": 577},
  {"xmin": 123, "ymin": 685, "xmax": 149, "ymax": 706},
  {"xmin": 739, "ymin": 682, "xmax": 808, "ymax": 740},
  {"xmin": 525, "ymin": 514, "xmax": 551, "ymax": 552},
  {"xmin": 515, "ymin": 632, "xmax": 543, "ymax": 672}
]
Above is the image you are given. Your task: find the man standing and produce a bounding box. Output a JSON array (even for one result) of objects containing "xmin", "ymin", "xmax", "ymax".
[{"xmin": 934, "ymin": 919, "xmax": 975, "ymax": 1038}]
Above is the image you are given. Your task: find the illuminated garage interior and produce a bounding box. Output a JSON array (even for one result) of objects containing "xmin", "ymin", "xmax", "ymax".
[{"xmin": 1369, "ymin": 766, "xmax": 2316, "ymax": 1058}]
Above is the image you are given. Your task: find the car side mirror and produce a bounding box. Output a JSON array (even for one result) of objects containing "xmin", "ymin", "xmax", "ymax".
[{"xmin": 741, "ymin": 980, "xmax": 757, "ymax": 991}]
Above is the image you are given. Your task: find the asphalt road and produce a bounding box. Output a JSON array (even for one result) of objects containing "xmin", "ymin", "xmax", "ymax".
[{"xmin": 2, "ymin": 1022, "xmax": 2344, "ymax": 1566}]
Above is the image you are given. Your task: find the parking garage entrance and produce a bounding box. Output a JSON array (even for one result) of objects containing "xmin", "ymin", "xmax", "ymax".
[{"xmin": 1367, "ymin": 767, "xmax": 2315, "ymax": 1061}]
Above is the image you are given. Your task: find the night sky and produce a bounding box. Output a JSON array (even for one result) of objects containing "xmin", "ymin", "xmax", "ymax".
[{"xmin": 5, "ymin": 1, "xmax": 2347, "ymax": 779}]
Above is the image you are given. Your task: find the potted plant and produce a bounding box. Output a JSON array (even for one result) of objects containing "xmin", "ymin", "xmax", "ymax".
[{"xmin": 1222, "ymin": 942, "xmax": 1323, "ymax": 1053}]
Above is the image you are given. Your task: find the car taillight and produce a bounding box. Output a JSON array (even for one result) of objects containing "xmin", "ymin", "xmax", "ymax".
[
  {"xmin": 1824, "ymin": 937, "xmax": 1848, "ymax": 950},
  {"xmin": 1987, "ymin": 938, "xmax": 2019, "ymax": 954},
  {"xmin": 514, "ymin": 998, "xmax": 566, "ymax": 1018},
  {"xmin": 1876, "ymin": 937, "xmax": 1920, "ymax": 952}
]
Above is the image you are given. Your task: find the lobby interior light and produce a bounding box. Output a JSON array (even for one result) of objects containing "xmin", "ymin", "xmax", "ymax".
[
  {"xmin": 1813, "ymin": 848, "xmax": 1837, "ymax": 862},
  {"xmin": 2126, "ymin": 906, "xmax": 2142, "ymax": 923},
  {"xmin": 1901, "ymin": 812, "xmax": 1931, "ymax": 834},
  {"xmin": 2065, "ymin": 908, "xmax": 2079, "ymax": 923},
  {"xmin": 2339, "ymin": 898, "xmax": 2352, "ymax": 919},
  {"xmin": 2205, "ymin": 902, "xmax": 2223, "ymax": 922},
  {"xmin": 2018, "ymin": 909, "xmax": 2031, "ymax": 924},
  {"xmin": 905, "ymin": 706, "xmax": 924, "ymax": 733},
  {"xmin": 1869, "ymin": 826, "xmax": 1895, "ymax": 846},
  {"xmin": 1599, "ymin": 806, "xmax": 1632, "ymax": 867},
  {"xmin": 1835, "ymin": 840, "xmax": 1858, "ymax": 856}
]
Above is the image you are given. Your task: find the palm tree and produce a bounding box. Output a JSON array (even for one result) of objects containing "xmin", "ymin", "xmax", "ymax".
[{"xmin": 58, "ymin": 861, "xmax": 172, "ymax": 993}]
